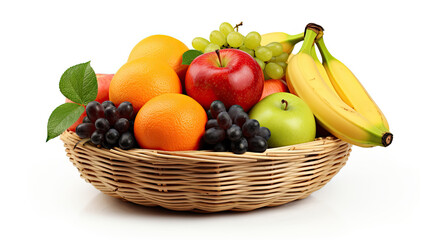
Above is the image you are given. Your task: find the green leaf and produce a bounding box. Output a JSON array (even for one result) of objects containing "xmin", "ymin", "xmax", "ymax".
[
  {"xmin": 59, "ymin": 61, "xmax": 98, "ymax": 105},
  {"xmin": 46, "ymin": 103, "xmax": 85, "ymax": 142},
  {"xmin": 182, "ymin": 50, "xmax": 203, "ymax": 65}
]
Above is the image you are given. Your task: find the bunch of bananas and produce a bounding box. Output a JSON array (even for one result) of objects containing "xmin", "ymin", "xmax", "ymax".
[{"xmin": 262, "ymin": 23, "xmax": 392, "ymax": 147}]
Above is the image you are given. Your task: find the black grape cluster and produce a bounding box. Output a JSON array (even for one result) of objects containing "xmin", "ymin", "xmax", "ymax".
[
  {"xmin": 203, "ymin": 100, "xmax": 271, "ymax": 154},
  {"xmin": 75, "ymin": 101, "xmax": 136, "ymax": 150}
]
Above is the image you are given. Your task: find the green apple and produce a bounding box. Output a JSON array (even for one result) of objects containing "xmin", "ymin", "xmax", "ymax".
[{"xmin": 249, "ymin": 92, "xmax": 316, "ymax": 147}]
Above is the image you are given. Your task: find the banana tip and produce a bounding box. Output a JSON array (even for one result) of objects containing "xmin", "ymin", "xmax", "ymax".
[{"xmin": 382, "ymin": 132, "xmax": 393, "ymax": 147}]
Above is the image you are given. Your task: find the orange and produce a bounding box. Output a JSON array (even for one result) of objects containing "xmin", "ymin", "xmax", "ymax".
[
  {"xmin": 259, "ymin": 79, "xmax": 288, "ymax": 101},
  {"xmin": 128, "ymin": 35, "xmax": 189, "ymax": 83},
  {"xmin": 134, "ymin": 93, "xmax": 207, "ymax": 151},
  {"xmin": 109, "ymin": 58, "xmax": 182, "ymax": 113}
]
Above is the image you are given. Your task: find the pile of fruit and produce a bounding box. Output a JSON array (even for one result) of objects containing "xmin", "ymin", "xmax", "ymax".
[{"xmin": 47, "ymin": 22, "xmax": 393, "ymax": 154}]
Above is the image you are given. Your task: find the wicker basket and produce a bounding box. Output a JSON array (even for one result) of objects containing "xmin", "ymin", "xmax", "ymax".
[{"xmin": 60, "ymin": 130, "xmax": 352, "ymax": 212}]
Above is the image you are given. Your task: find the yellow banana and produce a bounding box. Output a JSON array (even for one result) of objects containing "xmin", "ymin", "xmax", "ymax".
[
  {"xmin": 316, "ymin": 37, "xmax": 390, "ymax": 132},
  {"xmin": 310, "ymin": 45, "xmax": 338, "ymax": 96},
  {"xmin": 286, "ymin": 25, "xmax": 392, "ymax": 147},
  {"xmin": 261, "ymin": 32, "xmax": 304, "ymax": 55}
]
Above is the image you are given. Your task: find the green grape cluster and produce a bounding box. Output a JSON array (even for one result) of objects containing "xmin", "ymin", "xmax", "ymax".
[{"xmin": 191, "ymin": 22, "xmax": 289, "ymax": 80}]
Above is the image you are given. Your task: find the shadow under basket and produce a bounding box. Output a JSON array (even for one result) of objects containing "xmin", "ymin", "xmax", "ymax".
[{"xmin": 61, "ymin": 131, "xmax": 352, "ymax": 213}]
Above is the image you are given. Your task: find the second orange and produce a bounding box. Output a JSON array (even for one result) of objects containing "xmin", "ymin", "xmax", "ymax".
[{"xmin": 109, "ymin": 57, "xmax": 182, "ymax": 113}]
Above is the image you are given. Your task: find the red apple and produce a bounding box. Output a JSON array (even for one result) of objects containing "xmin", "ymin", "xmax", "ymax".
[
  {"xmin": 67, "ymin": 74, "xmax": 114, "ymax": 131},
  {"xmin": 91, "ymin": 73, "xmax": 113, "ymax": 103},
  {"xmin": 185, "ymin": 49, "xmax": 264, "ymax": 112}
]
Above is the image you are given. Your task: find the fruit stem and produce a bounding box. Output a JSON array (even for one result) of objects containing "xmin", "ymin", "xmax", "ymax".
[
  {"xmin": 234, "ymin": 22, "xmax": 243, "ymax": 32},
  {"xmin": 215, "ymin": 49, "xmax": 223, "ymax": 67},
  {"xmin": 286, "ymin": 32, "xmax": 305, "ymax": 45},
  {"xmin": 382, "ymin": 132, "xmax": 393, "ymax": 147},
  {"xmin": 281, "ymin": 99, "xmax": 288, "ymax": 110},
  {"xmin": 315, "ymin": 37, "xmax": 335, "ymax": 63},
  {"xmin": 306, "ymin": 23, "xmax": 324, "ymax": 40},
  {"xmin": 299, "ymin": 29, "xmax": 318, "ymax": 55},
  {"xmin": 299, "ymin": 23, "xmax": 324, "ymax": 55}
]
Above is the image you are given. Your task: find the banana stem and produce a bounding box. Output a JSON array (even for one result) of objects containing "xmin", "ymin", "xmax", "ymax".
[
  {"xmin": 299, "ymin": 29, "xmax": 318, "ymax": 54},
  {"xmin": 287, "ymin": 32, "xmax": 305, "ymax": 45},
  {"xmin": 315, "ymin": 37, "xmax": 335, "ymax": 63},
  {"xmin": 382, "ymin": 132, "xmax": 393, "ymax": 147}
]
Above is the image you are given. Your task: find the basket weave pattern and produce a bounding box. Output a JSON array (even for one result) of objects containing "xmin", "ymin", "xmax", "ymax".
[{"xmin": 61, "ymin": 131, "xmax": 351, "ymax": 212}]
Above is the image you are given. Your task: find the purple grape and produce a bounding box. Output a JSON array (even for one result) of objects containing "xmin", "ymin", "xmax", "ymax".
[
  {"xmin": 118, "ymin": 101, "xmax": 134, "ymax": 120},
  {"xmin": 90, "ymin": 130, "xmax": 104, "ymax": 145},
  {"xmin": 86, "ymin": 101, "xmax": 104, "ymax": 122},
  {"xmin": 101, "ymin": 100, "xmax": 115, "ymax": 110},
  {"xmin": 95, "ymin": 118, "xmax": 110, "ymax": 133},
  {"xmin": 204, "ymin": 127, "xmax": 225, "ymax": 144},
  {"xmin": 257, "ymin": 127, "xmax": 271, "ymax": 141},
  {"xmin": 76, "ymin": 123, "xmax": 95, "ymax": 138},
  {"xmin": 228, "ymin": 105, "xmax": 244, "ymax": 121},
  {"xmin": 242, "ymin": 119, "xmax": 260, "ymax": 138},
  {"xmin": 114, "ymin": 118, "xmax": 130, "ymax": 133},
  {"xmin": 230, "ymin": 138, "xmax": 248, "ymax": 154},
  {"xmin": 205, "ymin": 119, "xmax": 219, "ymax": 129},
  {"xmin": 209, "ymin": 100, "xmax": 226, "ymax": 119},
  {"xmin": 105, "ymin": 128, "xmax": 120, "ymax": 145},
  {"xmin": 234, "ymin": 111, "xmax": 249, "ymax": 127},
  {"xmin": 118, "ymin": 132, "xmax": 135, "ymax": 150},
  {"xmin": 226, "ymin": 124, "xmax": 242, "ymax": 142},
  {"xmin": 104, "ymin": 106, "xmax": 119, "ymax": 125},
  {"xmin": 217, "ymin": 112, "xmax": 232, "ymax": 129},
  {"xmin": 248, "ymin": 136, "xmax": 268, "ymax": 153}
]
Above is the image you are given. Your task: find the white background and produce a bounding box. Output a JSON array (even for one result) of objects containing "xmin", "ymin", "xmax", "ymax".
[{"xmin": 1, "ymin": 0, "xmax": 427, "ymax": 239}]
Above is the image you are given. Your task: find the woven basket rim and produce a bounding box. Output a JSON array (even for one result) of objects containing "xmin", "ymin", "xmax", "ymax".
[{"xmin": 61, "ymin": 130, "xmax": 345, "ymax": 163}]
